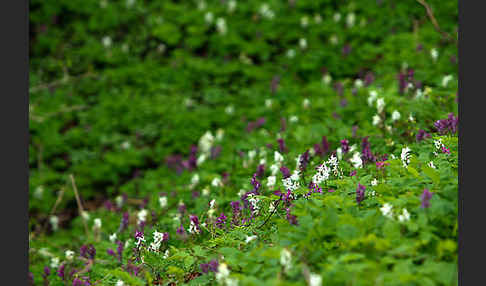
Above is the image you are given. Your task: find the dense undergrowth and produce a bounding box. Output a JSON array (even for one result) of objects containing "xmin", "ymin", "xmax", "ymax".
[{"xmin": 29, "ymin": 0, "xmax": 458, "ymax": 285}]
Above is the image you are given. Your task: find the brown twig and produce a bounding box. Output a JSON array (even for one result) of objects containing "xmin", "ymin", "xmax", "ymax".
[
  {"xmin": 69, "ymin": 174, "xmax": 90, "ymax": 236},
  {"xmin": 416, "ymin": 0, "xmax": 457, "ymax": 44},
  {"xmin": 29, "ymin": 72, "xmax": 96, "ymax": 93}
]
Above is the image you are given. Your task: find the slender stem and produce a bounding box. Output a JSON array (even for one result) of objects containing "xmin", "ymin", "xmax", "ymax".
[
  {"xmin": 258, "ymin": 195, "xmax": 282, "ymax": 229},
  {"xmin": 69, "ymin": 174, "xmax": 89, "ymax": 236}
]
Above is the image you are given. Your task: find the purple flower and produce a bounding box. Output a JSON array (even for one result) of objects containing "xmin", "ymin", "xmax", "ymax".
[
  {"xmin": 256, "ymin": 164, "xmax": 265, "ymax": 178},
  {"xmin": 280, "ymin": 117, "xmax": 287, "ymax": 132},
  {"xmin": 361, "ymin": 136, "xmax": 376, "ymax": 163},
  {"xmin": 251, "ymin": 173, "xmax": 261, "ymax": 193},
  {"xmin": 271, "ymin": 75, "xmax": 280, "ymax": 94},
  {"xmin": 342, "ymin": 44, "xmax": 352, "ymax": 56},
  {"xmin": 107, "ymin": 249, "xmax": 115, "ymax": 257},
  {"xmin": 416, "ymin": 129, "xmax": 431, "ymax": 142},
  {"xmin": 43, "ymin": 266, "xmax": 50, "ymax": 277},
  {"xmin": 176, "ymin": 224, "xmax": 185, "ymax": 236},
  {"xmin": 280, "ymin": 166, "xmax": 291, "ymax": 179},
  {"xmin": 352, "ymin": 125, "xmax": 358, "ymax": 138},
  {"xmin": 299, "ymin": 150, "xmax": 310, "ymax": 171},
  {"xmin": 163, "ymin": 232, "xmax": 169, "ymax": 242},
  {"xmin": 208, "ymin": 259, "xmax": 219, "ymax": 272},
  {"xmin": 421, "ymin": 189, "xmax": 433, "ymax": 208},
  {"xmin": 178, "ymin": 203, "xmax": 186, "ymax": 214},
  {"xmin": 356, "ymin": 183, "xmax": 366, "ymax": 205},
  {"xmin": 398, "ymin": 72, "xmax": 407, "ymax": 94},
  {"xmin": 340, "ymin": 139, "xmax": 350, "ymax": 154},
  {"xmin": 278, "ymin": 138, "xmax": 288, "ymax": 153},
  {"xmin": 118, "ymin": 212, "xmax": 129, "ymax": 233},
  {"xmin": 364, "ymin": 71, "xmax": 375, "ymax": 86},
  {"xmin": 349, "ymin": 170, "xmax": 357, "ymax": 177},
  {"xmin": 29, "ymin": 272, "xmax": 34, "ymax": 285},
  {"xmin": 80, "ymin": 244, "xmax": 96, "ymax": 260},
  {"xmin": 116, "ymin": 240, "xmax": 124, "ymax": 262},
  {"xmin": 340, "ymin": 98, "xmax": 348, "ymax": 107},
  {"xmin": 190, "ymin": 215, "xmax": 201, "ymax": 233},
  {"xmin": 210, "ymin": 146, "xmax": 222, "ymax": 159},
  {"xmin": 286, "ymin": 207, "xmax": 298, "ymax": 225},
  {"xmin": 216, "ymin": 213, "xmax": 227, "ymax": 229},
  {"xmin": 230, "ymin": 201, "xmax": 242, "ymax": 226},
  {"xmin": 72, "ymin": 278, "xmax": 83, "ymax": 286},
  {"xmin": 200, "ymin": 263, "xmax": 210, "ymax": 274},
  {"xmin": 434, "ymin": 113, "xmax": 458, "ymax": 135},
  {"xmin": 314, "ymin": 143, "xmax": 323, "ymax": 157},
  {"xmin": 334, "ymin": 82, "xmax": 344, "ymax": 96},
  {"xmin": 104, "ymin": 200, "xmax": 114, "ymax": 212}
]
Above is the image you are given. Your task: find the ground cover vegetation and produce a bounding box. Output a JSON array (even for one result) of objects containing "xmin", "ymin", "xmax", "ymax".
[{"xmin": 29, "ymin": 0, "xmax": 458, "ymax": 285}]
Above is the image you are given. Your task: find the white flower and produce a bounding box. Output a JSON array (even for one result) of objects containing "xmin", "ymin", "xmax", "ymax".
[
  {"xmin": 401, "ymin": 146, "xmax": 411, "ymax": 168},
  {"xmin": 100, "ymin": 0, "xmax": 108, "ymax": 8},
  {"xmin": 93, "ymin": 218, "xmax": 102, "ymax": 230},
  {"xmin": 216, "ymin": 263, "xmax": 231, "ymax": 283},
  {"xmin": 312, "ymin": 162, "xmax": 330, "ymax": 184},
  {"xmin": 380, "ymin": 203, "xmax": 393, "ymax": 218},
  {"xmin": 346, "ymin": 13, "xmax": 355, "ymax": 28},
  {"xmin": 398, "ymin": 208, "xmax": 410, "ymax": 222},
  {"xmin": 197, "ymin": 154, "xmax": 207, "ymax": 165},
  {"xmin": 333, "ymin": 13, "xmax": 341, "ymax": 22},
  {"xmin": 391, "ymin": 110, "xmax": 401, "ymax": 122},
  {"xmin": 350, "ymin": 152, "xmax": 363, "ymax": 169},
  {"xmin": 199, "ymin": 131, "xmax": 214, "ymax": 154},
  {"xmin": 65, "ymin": 250, "xmax": 75, "ymax": 261},
  {"xmin": 266, "ymin": 175, "xmax": 276, "ymax": 188},
  {"xmin": 376, "ymin": 98, "xmax": 385, "ymax": 113},
  {"xmin": 372, "ymin": 114, "xmax": 381, "ymax": 126},
  {"xmin": 431, "ymin": 48, "xmax": 439, "ymax": 61},
  {"xmin": 245, "ymin": 235, "xmax": 258, "ymax": 243},
  {"xmin": 247, "ymin": 194, "xmax": 261, "ymax": 216},
  {"xmin": 216, "ymin": 129, "xmax": 224, "ymax": 141},
  {"xmin": 408, "ymin": 113, "xmax": 415, "ymax": 122},
  {"xmin": 303, "ymin": 98, "xmax": 310, "ymax": 109},
  {"xmin": 198, "ymin": 0, "xmax": 206, "ymax": 10},
  {"xmin": 289, "ymin": 116, "xmax": 299, "ymax": 123},
  {"xmin": 314, "ymin": 14, "xmax": 322, "ymax": 23},
  {"xmin": 280, "ymin": 248, "xmax": 292, "ymax": 272},
  {"xmin": 270, "ymin": 164, "xmax": 280, "ymax": 175},
  {"xmin": 225, "ymin": 105, "xmax": 234, "ymax": 114},
  {"xmin": 121, "ymin": 141, "xmax": 131, "ymax": 150},
  {"xmin": 428, "ymin": 161, "xmax": 436, "ymax": 169},
  {"xmin": 329, "ymin": 34, "xmax": 339, "ymax": 45},
  {"xmin": 102, "ymin": 36, "xmax": 112, "ymax": 48},
  {"xmin": 354, "ymin": 79, "xmax": 363, "ymax": 88},
  {"xmin": 125, "ymin": 239, "xmax": 132, "ymax": 249},
  {"xmin": 309, "ymin": 273, "xmax": 322, "ymax": 286},
  {"xmin": 149, "ymin": 230, "xmax": 165, "ymax": 252},
  {"xmin": 81, "ymin": 211, "xmax": 90, "ymax": 221},
  {"xmin": 274, "ymin": 151, "xmax": 284, "ymax": 163},
  {"xmin": 390, "ymin": 154, "xmax": 396, "ymax": 159},
  {"xmin": 49, "ymin": 216, "xmax": 59, "ymax": 231},
  {"xmin": 191, "ymin": 174, "xmax": 200, "ymax": 186},
  {"xmin": 211, "ymin": 177, "xmax": 222, "ymax": 187},
  {"xmin": 109, "ymin": 233, "xmax": 117, "ymax": 243},
  {"xmin": 367, "ymin": 90, "xmax": 378, "ymax": 106},
  {"xmin": 216, "ymin": 18, "xmax": 227, "ymax": 35},
  {"xmin": 265, "ymin": 99, "xmax": 273, "ymax": 108},
  {"xmin": 259, "ymin": 4, "xmax": 275, "ymax": 19},
  {"xmin": 202, "ymin": 188, "xmax": 210, "ymax": 196},
  {"xmin": 238, "ymin": 189, "xmax": 246, "ymax": 197},
  {"xmin": 299, "ymin": 38, "xmax": 307, "ymax": 50},
  {"xmin": 205, "ymin": 12, "xmax": 214, "ymax": 24},
  {"xmin": 286, "ymin": 49, "xmax": 296, "ymax": 58},
  {"xmin": 415, "ymin": 89, "xmax": 424, "ymax": 99},
  {"xmin": 227, "ymin": 0, "xmax": 237, "ymax": 13},
  {"xmin": 163, "ymin": 249, "xmax": 170, "ymax": 259},
  {"xmin": 34, "ymin": 186, "xmax": 44, "ymax": 199},
  {"xmin": 336, "ymin": 147, "xmax": 343, "ymax": 160},
  {"xmin": 115, "ymin": 280, "xmax": 125, "ymax": 286},
  {"xmin": 159, "ymin": 196, "xmax": 168, "ymax": 208},
  {"xmin": 50, "ymin": 257, "xmax": 60, "ymax": 269},
  {"xmin": 137, "ymin": 209, "xmax": 148, "ymax": 224},
  {"xmin": 371, "ymin": 178, "xmax": 378, "ymax": 186},
  {"xmin": 301, "ymin": 16, "xmax": 309, "ymax": 28},
  {"xmin": 248, "ymin": 150, "xmax": 257, "ymax": 161},
  {"xmin": 126, "ymin": 0, "xmax": 135, "ymax": 8},
  {"xmin": 135, "ymin": 233, "xmax": 145, "ymax": 247},
  {"xmin": 442, "ymin": 75, "xmax": 453, "ymax": 87},
  {"xmin": 259, "ymin": 158, "xmax": 266, "ymax": 165},
  {"xmin": 115, "ymin": 196, "xmax": 123, "ymax": 208},
  {"xmin": 322, "ymin": 74, "xmax": 332, "ymax": 85}
]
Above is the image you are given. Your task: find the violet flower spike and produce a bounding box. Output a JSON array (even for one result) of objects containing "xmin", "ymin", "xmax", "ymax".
[{"xmin": 356, "ymin": 183, "xmax": 366, "ymax": 205}]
